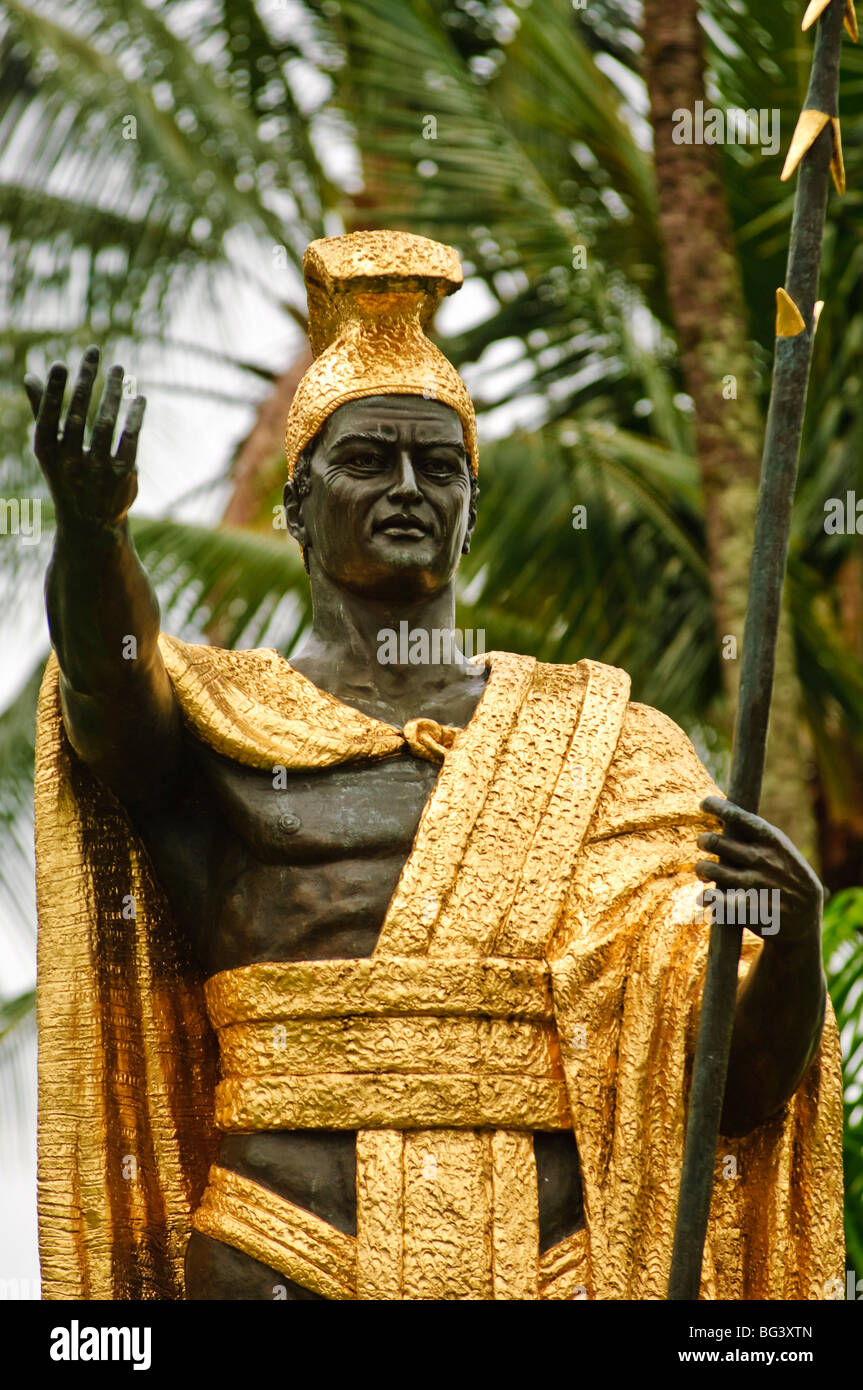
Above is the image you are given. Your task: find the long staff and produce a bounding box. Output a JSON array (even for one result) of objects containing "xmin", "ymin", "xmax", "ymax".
[{"xmin": 667, "ymin": 0, "xmax": 852, "ymax": 1300}]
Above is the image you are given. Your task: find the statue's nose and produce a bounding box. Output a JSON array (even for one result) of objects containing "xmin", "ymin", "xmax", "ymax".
[{"xmin": 388, "ymin": 450, "xmax": 422, "ymax": 499}]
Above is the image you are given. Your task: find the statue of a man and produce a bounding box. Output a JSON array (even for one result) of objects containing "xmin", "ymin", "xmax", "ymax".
[{"xmin": 29, "ymin": 231, "xmax": 843, "ymax": 1301}]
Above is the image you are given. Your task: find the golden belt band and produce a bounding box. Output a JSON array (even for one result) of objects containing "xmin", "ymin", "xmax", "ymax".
[
  {"xmin": 205, "ymin": 960, "xmax": 570, "ymax": 1133},
  {"xmin": 192, "ymin": 1161, "xmax": 590, "ymax": 1301},
  {"xmin": 214, "ymin": 1071, "xmax": 571, "ymax": 1132},
  {"xmin": 217, "ymin": 1013, "xmax": 561, "ymax": 1076},
  {"xmin": 204, "ymin": 956, "xmax": 556, "ymax": 1026},
  {"xmin": 202, "ymin": 959, "xmax": 575, "ymax": 1292}
]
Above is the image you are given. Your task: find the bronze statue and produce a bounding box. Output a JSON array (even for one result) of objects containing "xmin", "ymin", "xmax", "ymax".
[{"xmin": 29, "ymin": 231, "xmax": 843, "ymax": 1300}]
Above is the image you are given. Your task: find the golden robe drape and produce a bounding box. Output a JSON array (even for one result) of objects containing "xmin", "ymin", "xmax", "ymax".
[{"xmin": 34, "ymin": 637, "xmax": 844, "ymax": 1299}]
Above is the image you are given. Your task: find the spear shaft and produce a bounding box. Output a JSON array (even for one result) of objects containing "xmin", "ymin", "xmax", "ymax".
[{"xmin": 667, "ymin": 0, "xmax": 846, "ymax": 1301}]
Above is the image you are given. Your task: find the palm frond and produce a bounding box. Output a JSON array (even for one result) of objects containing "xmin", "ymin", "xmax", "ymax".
[
  {"xmin": 823, "ymin": 888, "xmax": 863, "ymax": 1269},
  {"xmin": 0, "ymin": 0, "xmax": 339, "ymax": 473}
]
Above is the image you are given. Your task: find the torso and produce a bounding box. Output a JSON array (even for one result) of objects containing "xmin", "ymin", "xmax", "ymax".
[{"xmin": 130, "ymin": 661, "xmax": 584, "ymax": 1298}]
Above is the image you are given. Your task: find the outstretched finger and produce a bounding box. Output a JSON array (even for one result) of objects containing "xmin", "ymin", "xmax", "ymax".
[
  {"xmin": 34, "ymin": 362, "xmax": 68, "ymax": 457},
  {"xmin": 90, "ymin": 365, "xmax": 125, "ymax": 461},
  {"xmin": 62, "ymin": 345, "xmax": 100, "ymax": 454},
  {"xmin": 116, "ymin": 395, "xmax": 146, "ymax": 466},
  {"xmin": 23, "ymin": 374, "xmax": 44, "ymax": 422}
]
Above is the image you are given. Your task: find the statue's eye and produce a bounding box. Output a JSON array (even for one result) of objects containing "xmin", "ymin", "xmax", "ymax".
[
  {"xmin": 422, "ymin": 458, "xmax": 458, "ymax": 475},
  {"xmin": 349, "ymin": 453, "xmax": 384, "ymax": 469},
  {"xmin": 421, "ymin": 457, "xmax": 459, "ymax": 478}
]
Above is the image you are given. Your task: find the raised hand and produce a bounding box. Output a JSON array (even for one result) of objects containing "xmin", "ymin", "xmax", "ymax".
[{"xmin": 24, "ymin": 344, "xmax": 146, "ymax": 532}]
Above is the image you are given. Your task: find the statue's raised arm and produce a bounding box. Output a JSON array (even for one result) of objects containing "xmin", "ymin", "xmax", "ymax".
[{"xmin": 26, "ymin": 345, "xmax": 182, "ymax": 810}]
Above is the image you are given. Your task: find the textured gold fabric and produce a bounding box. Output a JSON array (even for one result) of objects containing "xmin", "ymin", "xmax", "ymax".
[
  {"xmin": 192, "ymin": 1166, "xmax": 356, "ymax": 1300},
  {"xmin": 215, "ymin": 1073, "xmax": 571, "ymax": 1133},
  {"xmin": 549, "ymin": 696, "xmax": 845, "ymax": 1299},
  {"xmin": 204, "ymin": 957, "xmax": 555, "ymax": 1025},
  {"xmin": 193, "ymin": 1160, "xmax": 583, "ymax": 1301},
  {"xmin": 215, "ymin": 1009, "xmax": 562, "ymax": 1077},
  {"xmin": 36, "ymin": 634, "xmax": 845, "ymax": 1299},
  {"xmin": 283, "ymin": 231, "xmax": 479, "ymax": 476},
  {"xmin": 35, "ymin": 654, "xmax": 218, "ymax": 1301},
  {"xmin": 356, "ymin": 1129, "xmax": 539, "ymax": 1299},
  {"xmin": 207, "ymin": 962, "xmax": 570, "ymax": 1132}
]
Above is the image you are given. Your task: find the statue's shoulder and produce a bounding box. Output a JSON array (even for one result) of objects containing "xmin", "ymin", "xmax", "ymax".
[
  {"xmin": 618, "ymin": 696, "xmax": 703, "ymax": 762},
  {"xmin": 511, "ymin": 653, "xmax": 717, "ymax": 829},
  {"xmin": 593, "ymin": 691, "xmax": 719, "ymax": 835},
  {"xmin": 527, "ymin": 654, "xmax": 703, "ymax": 766},
  {"xmin": 527, "ymin": 653, "xmax": 629, "ymax": 702},
  {"xmin": 155, "ymin": 635, "xmax": 313, "ymax": 741},
  {"xmin": 157, "ymin": 634, "xmax": 296, "ymax": 693}
]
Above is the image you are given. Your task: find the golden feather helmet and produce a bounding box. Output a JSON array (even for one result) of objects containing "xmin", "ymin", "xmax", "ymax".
[{"xmin": 284, "ymin": 230, "xmax": 479, "ymax": 477}]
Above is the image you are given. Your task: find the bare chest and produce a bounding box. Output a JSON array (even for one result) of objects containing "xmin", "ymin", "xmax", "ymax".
[
  {"xmin": 137, "ymin": 744, "xmax": 442, "ymax": 971},
  {"xmin": 197, "ymin": 745, "xmax": 441, "ymax": 864}
]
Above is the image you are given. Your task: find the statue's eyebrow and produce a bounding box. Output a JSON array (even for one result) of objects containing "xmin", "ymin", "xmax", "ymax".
[
  {"xmin": 327, "ymin": 430, "xmax": 395, "ymax": 449},
  {"xmin": 326, "ymin": 431, "xmax": 464, "ymax": 452},
  {"xmin": 412, "ymin": 438, "xmax": 466, "ymax": 452}
]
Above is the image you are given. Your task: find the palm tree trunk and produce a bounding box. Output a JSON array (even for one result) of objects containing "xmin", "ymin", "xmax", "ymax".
[
  {"xmin": 220, "ymin": 346, "xmax": 313, "ymax": 528},
  {"xmin": 204, "ymin": 346, "xmax": 312, "ymax": 648},
  {"xmin": 641, "ymin": 0, "xmax": 816, "ymax": 856}
]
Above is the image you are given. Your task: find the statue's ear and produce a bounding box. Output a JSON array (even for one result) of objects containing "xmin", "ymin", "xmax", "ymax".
[
  {"xmin": 283, "ymin": 478, "xmax": 307, "ymax": 549},
  {"xmin": 462, "ymin": 479, "xmax": 477, "ymax": 555}
]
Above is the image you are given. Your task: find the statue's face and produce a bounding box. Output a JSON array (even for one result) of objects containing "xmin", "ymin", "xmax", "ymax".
[{"xmin": 289, "ymin": 395, "xmax": 474, "ymax": 600}]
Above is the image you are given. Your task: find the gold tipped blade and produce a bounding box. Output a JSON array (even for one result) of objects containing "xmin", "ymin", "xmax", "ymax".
[
  {"xmin": 776, "ymin": 288, "xmax": 806, "ymax": 338},
  {"xmin": 802, "ymin": 0, "xmax": 831, "ymax": 30},
  {"xmin": 813, "ymin": 300, "xmax": 825, "ymax": 333},
  {"xmin": 830, "ymin": 117, "xmax": 846, "ymax": 193},
  {"xmin": 781, "ymin": 109, "xmax": 831, "ymax": 181},
  {"xmin": 803, "ymin": 0, "xmax": 858, "ymax": 39}
]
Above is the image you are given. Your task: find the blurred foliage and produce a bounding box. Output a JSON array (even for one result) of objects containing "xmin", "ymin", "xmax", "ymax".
[{"xmin": 823, "ymin": 887, "xmax": 863, "ymax": 1271}]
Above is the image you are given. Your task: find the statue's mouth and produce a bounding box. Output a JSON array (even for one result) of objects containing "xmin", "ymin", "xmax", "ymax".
[{"xmin": 374, "ymin": 513, "xmax": 431, "ymax": 538}]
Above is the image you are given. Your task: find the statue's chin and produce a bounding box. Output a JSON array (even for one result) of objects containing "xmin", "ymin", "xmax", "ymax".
[
  {"xmin": 316, "ymin": 538, "xmax": 456, "ymax": 601},
  {"xmin": 372, "ymin": 541, "xmax": 438, "ymax": 573},
  {"xmin": 336, "ymin": 564, "xmax": 450, "ymax": 605}
]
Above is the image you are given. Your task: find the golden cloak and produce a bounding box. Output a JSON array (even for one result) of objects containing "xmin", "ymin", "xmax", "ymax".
[{"xmin": 35, "ymin": 637, "xmax": 844, "ymax": 1299}]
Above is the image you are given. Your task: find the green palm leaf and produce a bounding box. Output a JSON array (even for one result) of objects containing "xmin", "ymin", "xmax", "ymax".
[{"xmin": 823, "ymin": 889, "xmax": 863, "ymax": 1272}]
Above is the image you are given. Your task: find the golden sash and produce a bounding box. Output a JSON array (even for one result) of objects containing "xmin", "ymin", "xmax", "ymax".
[{"xmin": 191, "ymin": 1163, "xmax": 589, "ymax": 1300}]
